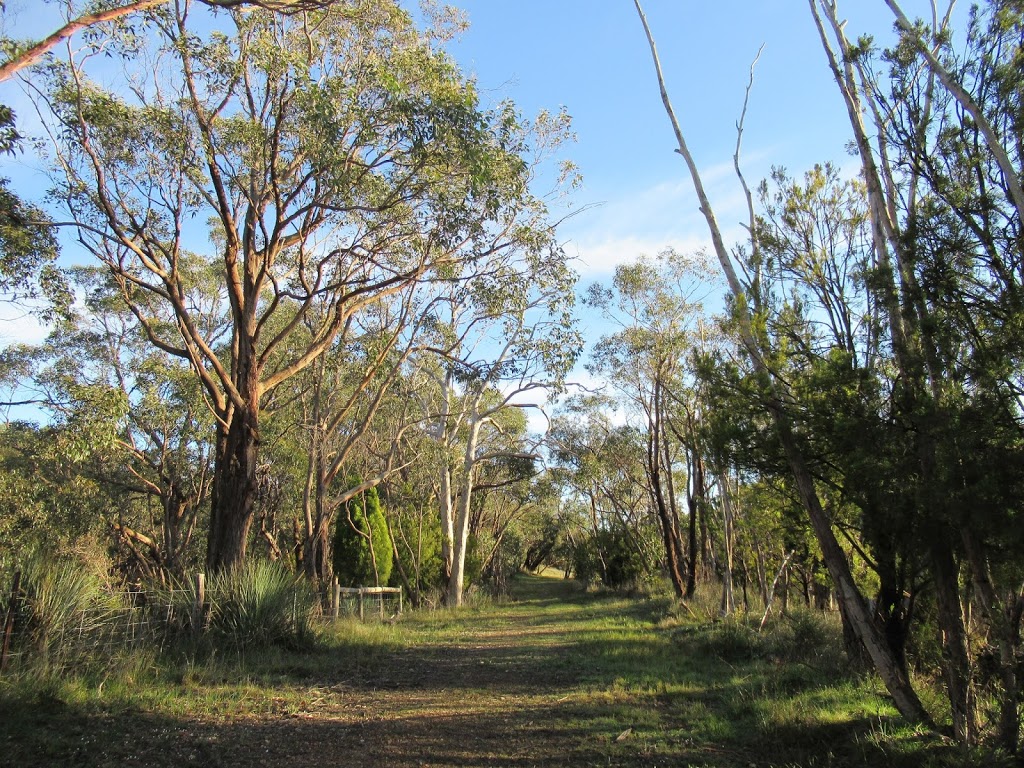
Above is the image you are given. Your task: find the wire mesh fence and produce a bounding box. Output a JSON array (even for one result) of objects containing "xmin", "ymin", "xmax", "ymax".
[
  {"xmin": 0, "ymin": 579, "xmax": 202, "ymax": 675},
  {"xmin": 1, "ymin": 568, "xmax": 404, "ymax": 675},
  {"xmin": 331, "ymin": 586, "xmax": 403, "ymax": 622}
]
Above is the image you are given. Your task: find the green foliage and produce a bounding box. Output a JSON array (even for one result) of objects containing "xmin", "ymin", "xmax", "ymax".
[
  {"xmin": 571, "ymin": 525, "xmax": 658, "ymax": 590},
  {"xmin": 385, "ymin": 481, "xmax": 445, "ymax": 601},
  {"xmin": 332, "ymin": 484, "xmax": 393, "ymax": 588},
  {"xmin": 0, "ymin": 105, "xmax": 69, "ymax": 319},
  {"xmin": 0, "ymin": 422, "xmax": 121, "ymax": 561},
  {"xmin": 462, "ymin": 531, "xmax": 483, "ymax": 590},
  {"xmin": 207, "ymin": 560, "xmax": 317, "ymax": 650},
  {"xmin": 5, "ymin": 545, "xmax": 122, "ymax": 674}
]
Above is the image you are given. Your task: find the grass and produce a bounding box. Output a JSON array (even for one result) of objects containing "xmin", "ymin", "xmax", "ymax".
[{"xmin": 0, "ymin": 573, "xmax": 1012, "ymax": 767}]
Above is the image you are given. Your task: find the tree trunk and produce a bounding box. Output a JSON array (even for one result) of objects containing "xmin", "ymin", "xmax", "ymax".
[
  {"xmin": 439, "ymin": 462, "xmax": 456, "ymax": 589},
  {"xmin": 634, "ymin": 0, "xmax": 931, "ymax": 726},
  {"xmin": 446, "ymin": 487, "xmax": 472, "ymax": 607},
  {"xmin": 962, "ymin": 527, "xmax": 1021, "ymax": 754},
  {"xmin": 206, "ymin": 404, "xmax": 259, "ymax": 573},
  {"xmin": 445, "ymin": 419, "xmax": 481, "ymax": 607},
  {"xmin": 718, "ymin": 470, "xmax": 736, "ymax": 617},
  {"xmin": 929, "ymin": 537, "xmax": 977, "ymax": 744},
  {"xmin": 648, "ymin": 402, "xmax": 686, "ymax": 597},
  {"xmin": 773, "ymin": 411, "xmax": 933, "ymax": 725},
  {"xmin": 684, "ymin": 449, "xmax": 702, "ymax": 599}
]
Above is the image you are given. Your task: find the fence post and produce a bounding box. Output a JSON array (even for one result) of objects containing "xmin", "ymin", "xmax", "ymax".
[
  {"xmin": 332, "ymin": 579, "xmax": 340, "ymax": 621},
  {"xmin": 1, "ymin": 570, "xmax": 21, "ymax": 674},
  {"xmin": 358, "ymin": 591, "xmax": 364, "ymax": 621},
  {"xmin": 398, "ymin": 588, "xmax": 403, "ymax": 616},
  {"xmin": 194, "ymin": 572, "xmax": 206, "ymax": 637}
]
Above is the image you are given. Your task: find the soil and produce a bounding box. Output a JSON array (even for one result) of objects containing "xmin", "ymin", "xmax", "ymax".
[{"xmin": 1, "ymin": 577, "xmax": 662, "ymax": 768}]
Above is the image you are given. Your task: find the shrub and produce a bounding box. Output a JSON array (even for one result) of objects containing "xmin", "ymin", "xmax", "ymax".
[
  {"xmin": 332, "ymin": 484, "xmax": 393, "ymax": 587},
  {"xmin": 4, "ymin": 546, "xmax": 123, "ymax": 674},
  {"xmin": 389, "ymin": 499, "xmax": 445, "ymax": 602},
  {"xmin": 207, "ymin": 560, "xmax": 317, "ymax": 650},
  {"xmin": 571, "ymin": 526, "xmax": 657, "ymax": 589}
]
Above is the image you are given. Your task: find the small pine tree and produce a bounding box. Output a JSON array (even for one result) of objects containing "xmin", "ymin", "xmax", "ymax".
[{"xmin": 332, "ymin": 483, "xmax": 393, "ymax": 587}]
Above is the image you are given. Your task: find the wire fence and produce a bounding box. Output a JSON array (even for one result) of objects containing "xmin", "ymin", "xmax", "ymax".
[
  {"xmin": 1, "ymin": 570, "xmax": 404, "ymax": 676},
  {"xmin": 0, "ymin": 582, "xmax": 201, "ymax": 675},
  {"xmin": 332, "ymin": 586, "xmax": 403, "ymax": 621}
]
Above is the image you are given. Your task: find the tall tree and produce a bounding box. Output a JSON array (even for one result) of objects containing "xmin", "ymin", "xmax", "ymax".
[
  {"xmin": 811, "ymin": 0, "xmax": 1024, "ymax": 747},
  {"xmin": 633, "ymin": 0, "xmax": 933, "ymax": 726},
  {"xmin": 415, "ymin": 229, "xmax": 580, "ymax": 606},
  {"xmin": 586, "ymin": 249, "xmax": 718, "ymax": 598},
  {"xmin": 30, "ymin": 266, "xmax": 217, "ymax": 581},
  {"xmin": 40, "ymin": 0, "xmax": 551, "ymax": 572}
]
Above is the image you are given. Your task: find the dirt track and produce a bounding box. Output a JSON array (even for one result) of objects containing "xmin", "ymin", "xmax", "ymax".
[{"xmin": 3, "ymin": 577, "xmax": 662, "ymax": 768}]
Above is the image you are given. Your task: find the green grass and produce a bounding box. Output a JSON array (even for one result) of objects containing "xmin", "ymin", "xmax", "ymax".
[{"xmin": 0, "ymin": 573, "xmax": 1012, "ymax": 767}]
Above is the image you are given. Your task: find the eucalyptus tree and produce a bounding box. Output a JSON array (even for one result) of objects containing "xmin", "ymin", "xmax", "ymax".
[
  {"xmin": 635, "ymin": 0, "xmax": 1024, "ymax": 744},
  {"xmin": 634, "ymin": 0, "xmax": 932, "ymax": 725},
  {"xmin": 39, "ymin": 0, "xmax": 558, "ymax": 572},
  {"xmin": 0, "ymin": 0, "xmax": 336, "ymax": 83},
  {"xmin": 414, "ymin": 237, "xmax": 580, "ymax": 605},
  {"xmin": 548, "ymin": 395, "xmax": 661, "ymax": 589},
  {"xmin": 24, "ymin": 265, "xmax": 217, "ymax": 581},
  {"xmin": 811, "ymin": 0, "xmax": 1024, "ymax": 747},
  {"xmin": 585, "ymin": 249, "xmax": 719, "ymax": 598},
  {"xmin": 0, "ymin": 0, "xmax": 340, "ymax": 323}
]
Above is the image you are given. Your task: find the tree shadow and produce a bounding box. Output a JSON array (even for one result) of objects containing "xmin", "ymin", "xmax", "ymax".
[{"xmin": 0, "ymin": 575, "xmax": 985, "ymax": 768}]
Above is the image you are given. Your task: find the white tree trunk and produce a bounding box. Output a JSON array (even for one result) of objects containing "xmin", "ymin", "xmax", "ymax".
[{"xmin": 447, "ymin": 419, "xmax": 482, "ymax": 607}]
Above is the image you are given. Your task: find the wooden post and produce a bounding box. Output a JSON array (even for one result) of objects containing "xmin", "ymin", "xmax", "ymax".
[
  {"xmin": 358, "ymin": 591, "xmax": 364, "ymax": 621},
  {"xmin": 1, "ymin": 570, "xmax": 22, "ymax": 674},
  {"xmin": 398, "ymin": 589, "xmax": 403, "ymax": 616},
  {"xmin": 332, "ymin": 579, "xmax": 340, "ymax": 621},
  {"xmin": 194, "ymin": 573, "xmax": 206, "ymax": 636},
  {"xmin": 378, "ymin": 591, "xmax": 384, "ymax": 620}
]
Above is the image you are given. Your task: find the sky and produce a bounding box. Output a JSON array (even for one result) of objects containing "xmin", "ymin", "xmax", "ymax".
[
  {"xmin": 439, "ymin": 1, "xmax": 945, "ymax": 283},
  {"xmin": 430, "ymin": 0, "xmax": 961, "ymax": 401},
  {"xmin": 0, "ymin": 0, "xmax": 963, "ymax": 411}
]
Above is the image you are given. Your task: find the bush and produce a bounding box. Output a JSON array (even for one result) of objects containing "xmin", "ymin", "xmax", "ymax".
[
  {"xmin": 388, "ymin": 493, "xmax": 445, "ymax": 602},
  {"xmin": 4, "ymin": 546, "xmax": 124, "ymax": 674},
  {"xmin": 332, "ymin": 484, "xmax": 393, "ymax": 587},
  {"xmin": 482, "ymin": 530, "xmax": 525, "ymax": 596},
  {"xmin": 571, "ymin": 526, "xmax": 657, "ymax": 589},
  {"xmin": 207, "ymin": 560, "xmax": 318, "ymax": 650}
]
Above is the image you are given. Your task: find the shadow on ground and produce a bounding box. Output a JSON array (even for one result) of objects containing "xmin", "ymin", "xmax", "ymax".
[{"xmin": 0, "ymin": 575, "xmax": 974, "ymax": 768}]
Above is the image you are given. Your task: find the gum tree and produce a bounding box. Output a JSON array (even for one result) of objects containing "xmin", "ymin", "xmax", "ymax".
[
  {"xmin": 41, "ymin": 0, "xmax": 549, "ymax": 572},
  {"xmin": 415, "ymin": 228, "xmax": 580, "ymax": 606},
  {"xmin": 585, "ymin": 249, "xmax": 718, "ymax": 598},
  {"xmin": 633, "ymin": 0, "xmax": 932, "ymax": 725}
]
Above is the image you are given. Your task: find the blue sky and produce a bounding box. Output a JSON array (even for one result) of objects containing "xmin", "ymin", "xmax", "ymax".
[
  {"xmin": 0, "ymin": 1, "xmax": 960, "ymax": 362},
  {"xmin": 434, "ymin": 0, "xmax": 965, "ymax": 411},
  {"xmin": 441, "ymin": 1, "xmax": 957, "ymax": 282}
]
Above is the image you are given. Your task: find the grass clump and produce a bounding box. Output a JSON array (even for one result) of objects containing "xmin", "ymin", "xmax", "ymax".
[
  {"xmin": 4, "ymin": 548, "xmax": 126, "ymax": 675},
  {"xmin": 206, "ymin": 560, "xmax": 319, "ymax": 650}
]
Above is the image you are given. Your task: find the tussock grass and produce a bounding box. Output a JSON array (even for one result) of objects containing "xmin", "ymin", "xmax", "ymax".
[
  {"xmin": 0, "ymin": 572, "xmax": 1012, "ymax": 767},
  {"xmin": 206, "ymin": 560, "xmax": 318, "ymax": 650}
]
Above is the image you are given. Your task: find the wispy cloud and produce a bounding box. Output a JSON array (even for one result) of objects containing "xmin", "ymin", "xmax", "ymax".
[{"xmin": 561, "ymin": 150, "xmax": 774, "ymax": 281}]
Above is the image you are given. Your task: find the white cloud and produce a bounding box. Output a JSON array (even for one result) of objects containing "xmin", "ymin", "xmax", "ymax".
[{"xmin": 561, "ymin": 151, "xmax": 775, "ymax": 280}]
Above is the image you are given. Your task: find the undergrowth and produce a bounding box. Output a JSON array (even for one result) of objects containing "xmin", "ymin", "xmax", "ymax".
[{"xmin": 0, "ymin": 572, "xmax": 1016, "ymax": 768}]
